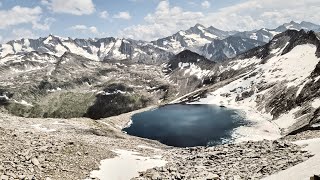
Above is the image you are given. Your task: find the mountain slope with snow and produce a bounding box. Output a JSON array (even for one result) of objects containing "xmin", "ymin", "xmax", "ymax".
[
  {"xmin": 176, "ymin": 29, "xmax": 320, "ymax": 135},
  {"xmin": 0, "ymin": 35, "xmax": 173, "ymax": 64}
]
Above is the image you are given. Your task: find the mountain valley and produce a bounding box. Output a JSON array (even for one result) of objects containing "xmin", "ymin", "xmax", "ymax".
[{"xmin": 1, "ymin": 20, "xmax": 320, "ymax": 180}]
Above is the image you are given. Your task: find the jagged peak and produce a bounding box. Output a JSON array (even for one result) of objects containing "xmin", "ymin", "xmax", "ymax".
[
  {"xmin": 207, "ymin": 26, "xmax": 223, "ymax": 31},
  {"xmin": 194, "ymin": 23, "xmax": 206, "ymax": 28}
]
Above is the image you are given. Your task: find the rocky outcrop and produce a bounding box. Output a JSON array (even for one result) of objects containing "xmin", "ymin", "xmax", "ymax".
[
  {"xmin": 136, "ymin": 140, "xmax": 312, "ymax": 180},
  {"xmin": 167, "ymin": 50, "xmax": 215, "ymax": 71},
  {"xmin": 201, "ymin": 36, "xmax": 265, "ymax": 62}
]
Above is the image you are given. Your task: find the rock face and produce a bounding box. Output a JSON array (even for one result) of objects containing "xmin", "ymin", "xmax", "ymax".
[
  {"xmin": 201, "ymin": 36, "xmax": 266, "ymax": 62},
  {"xmin": 165, "ymin": 50, "xmax": 219, "ymax": 95},
  {"xmin": 136, "ymin": 140, "xmax": 312, "ymax": 180},
  {"xmin": 167, "ymin": 50, "xmax": 215, "ymax": 71}
]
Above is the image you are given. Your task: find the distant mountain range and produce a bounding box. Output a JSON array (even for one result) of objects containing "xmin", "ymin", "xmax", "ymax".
[
  {"xmin": 152, "ymin": 21, "xmax": 320, "ymax": 61},
  {"xmin": 0, "ymin": 21, "xmax": 319, "ymax": 64},
  {"xmin": 0, "ymin": 35, "xmax": 173, "ymax": 64}
]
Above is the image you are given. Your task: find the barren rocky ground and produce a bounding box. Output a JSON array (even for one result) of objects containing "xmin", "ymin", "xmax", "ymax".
[
  {"xmin": 0, "ymin": 109, "xmax": 168, "ymax": 180},
  {"xmin": 1, "ymin": 107, "xmax": 320, "ymax": 180}
]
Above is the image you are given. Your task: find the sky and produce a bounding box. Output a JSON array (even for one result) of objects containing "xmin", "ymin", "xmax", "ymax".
[{"xmin": 0, "ymin": 0, "xmax": 319, "ymax": 43}]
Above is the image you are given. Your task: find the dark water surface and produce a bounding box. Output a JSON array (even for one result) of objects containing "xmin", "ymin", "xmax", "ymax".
[{"xmin": 123, "ymin": 104, "xmax": 247, "ymax": 147}]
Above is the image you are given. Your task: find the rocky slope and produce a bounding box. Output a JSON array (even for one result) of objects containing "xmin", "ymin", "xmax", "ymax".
[
  {"xmin": 0, "ymin": 51, "xmax": 179, "ymax": 119},
  {"xmin": 137, "ymin": 140, "xmax": 312, "ymax": 179}
]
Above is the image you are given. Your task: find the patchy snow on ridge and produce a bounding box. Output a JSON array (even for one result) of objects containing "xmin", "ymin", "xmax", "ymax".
[
  {"xmin": 178, "ymin": 62, "xmax": 213, "ymax": 79},
  {"xmin": 89, "ymin": 149, "xmax": 166, "ymax": 180}
]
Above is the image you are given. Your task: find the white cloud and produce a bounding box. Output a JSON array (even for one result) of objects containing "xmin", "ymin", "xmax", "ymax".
[
  {"xmin": 32, "ymin": 17, "xmax": 55, "ymax": 30},
  {"xmin": 119, "ymin": 0, "xmax": 203, "ymax": 40},
  {"xmin": 70, "ymin": 24, "xmax": 100, "ymax": 34},
  {"xmin": 0, "ymin": 28, "xmax": 38, "ymax": 43},
  {"xmin": 12, "ymin": 28, "xmax": 36, "ymax": 39},
  {"xmin": 99, "ymin": 11, "xmax": 109, "ymax": 19},
  {"xmin": 201, "ymin": 1, "xmax": 210, "ymax": 9},
  {"xmin": 119, "ymin": 0, "xmax": 320, "ymax": 41},
  {"xmin": 40, "ymin": 0, "xmax": 49, "ymax": 5},
  {"xmin": 113, "ymin": 11, "xmax": 131, "ymax": 20},
  {"xmin": 202, "ymin": 0, "xmax": 320, "ymax": 31},
  {"xmin": 45, "ymin": 0, "xmax": 95, "ymax": 15},
  {"xmin": 0, "ymin": 6, "xmax": 42, "ymax": 29},
  {"xmin": 89, "ymin": 26, "xmax": 98, "ymax": 34}
]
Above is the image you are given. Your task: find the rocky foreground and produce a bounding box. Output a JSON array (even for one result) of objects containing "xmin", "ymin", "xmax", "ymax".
[
  {"xmin": 0, "ymin": 109, "xmax": 319, "ymax": 180},
  {"xmin": 0, "ymin": 109, "xmax": 167, "ymax": 180}
]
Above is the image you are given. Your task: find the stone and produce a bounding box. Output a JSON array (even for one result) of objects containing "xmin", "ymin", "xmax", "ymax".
[
  {"xmin": 151, "ymin": 172, "xmax": 161, "ymax": 180},
  {"xmin": 0, "ymin": 175, "xmax": 9, "ymax": 180},
  {"xmin": 26, "ymin": 175, "xmax": 34, "ymax": 180},
  {"xmin": 18, "ymin": 175, "xmax": 26, "ymax": 180},
  {"xmin": 206, "ymin": 173, "xmax": 219, "ymax": 180},
  {"xmin": 6, "ymin": 172, "xmax": 17, "ymax": 179},
  {"xmin": 31, "ymin": 158, "xmax": 40, "ymax": 166},
  {"xmin": 233, "ymin": 175, "xmax": 242, "ymax": 180}
]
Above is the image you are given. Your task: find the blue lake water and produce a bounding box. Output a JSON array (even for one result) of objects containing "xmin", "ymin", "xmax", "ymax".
[{"xmin": 123, "ymin": 104, "xmax": 248, "ymax": 147}]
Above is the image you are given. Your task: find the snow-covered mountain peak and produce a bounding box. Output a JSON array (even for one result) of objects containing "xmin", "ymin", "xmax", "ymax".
[{"xmin": 151, "ymin": 24, "xmax": 235, "ymax": 54}]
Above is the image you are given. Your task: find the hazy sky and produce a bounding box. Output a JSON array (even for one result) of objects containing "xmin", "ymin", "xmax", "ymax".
[{"xmin": 0, "ymin": 0, "xmax": 319, "ymax": 42}]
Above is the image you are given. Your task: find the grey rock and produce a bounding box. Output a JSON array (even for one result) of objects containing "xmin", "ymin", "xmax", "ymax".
[
  {"xmin": 206, "ymin": 173, "xmax": 219, "ymax": 180},
  {"xmin": 0, "ymin": 175, "xmax": 8, "ymax": 180},
  {"xmin": 31, "ymin": 158, "xmax": 40, "ymax": 166}
]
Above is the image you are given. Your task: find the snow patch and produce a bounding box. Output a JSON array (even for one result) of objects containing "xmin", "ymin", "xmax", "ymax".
[
  {"xmin": 311, "ymin": 98, "xmax": 320, "ymax": 109},
  {"xmin": 89, "ymin": 149, "xmax": 166, "ymax": 180},
  {"xmin": 14, "ymin": 100, "xmax": 33, "ymax": 107},
  {"xmin": 31, "ymin": 124, "xmax": 56, "ymax": 132}
]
